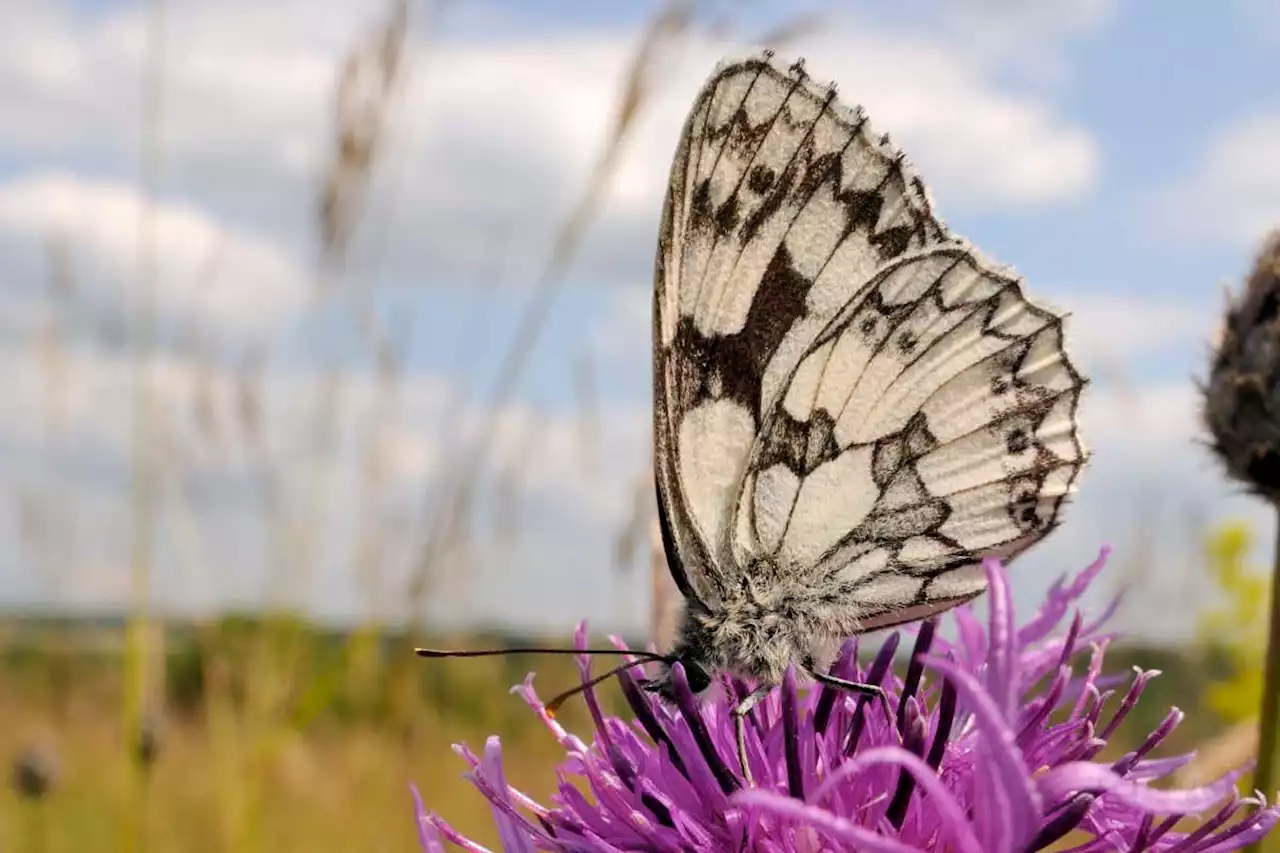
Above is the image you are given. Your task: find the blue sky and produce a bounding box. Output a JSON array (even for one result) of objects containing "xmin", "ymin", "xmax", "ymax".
[{"xmin": 0, "ymin": 0, "xmax": 1277, "ymax": 643}]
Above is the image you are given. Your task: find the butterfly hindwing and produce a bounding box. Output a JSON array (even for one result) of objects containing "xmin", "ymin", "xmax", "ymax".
[
  {"xmin": 732, "ymin": 243, "xmax": 1088, "ymax": 629},
  {"xmin": 654, "ymin": 53, "xmax": 948, "ymax": 608}
]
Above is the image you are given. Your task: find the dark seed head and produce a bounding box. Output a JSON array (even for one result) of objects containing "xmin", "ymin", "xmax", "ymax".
[
  {"xmin": 1203, "ymin": 230, "xmax": 1280, "ymax": 502},
  {"xmin": 12, "ymin": 744, "xmax": 57, "ymax": 801},
  {"xmin": 135, "ymin": 714, "xmax": 164, "ymax": 768}
]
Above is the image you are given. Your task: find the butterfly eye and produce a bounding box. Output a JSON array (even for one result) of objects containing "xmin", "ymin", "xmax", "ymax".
[{"xmin": 683, "ymin": 660, "xmax": 713, "ymax": 694}]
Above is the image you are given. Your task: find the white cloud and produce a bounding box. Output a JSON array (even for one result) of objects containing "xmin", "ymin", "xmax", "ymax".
[
  {"xmin": 1155, "ymin": 112, "xmax": 1280, "ymax": 246},
  {"xmin": 590, "ymin": 284, "xmax": 650, "ymax": 364},
  {"xmin": 0, "ymin": 336, "xmax": 652, "ymax": 620},
  {"xmin": 0, "ymin": 1, "xmax": 364, "ymax": 171},
  {"xmin": 0, "ymin": 173, "xmax": 308, "ymax": 342},
  {"xmin": 923, "ymin": 0, "xmax": 1118, "ymax": 83},
  {"xmin": 1085, "ymin": 382, "xmax": 1202, "ymax": 466},
  {"xmin": 813, "ymin": 32, "xmax": 1097, "ymax": 207},
  {"xmin": 1, "ymin": 343, "xmax": 473, "ymax": 490},
  {"xmin": 1070, "ymin": 296, "xmax": 1210, "ymax": 352},
  {"xmin": 1065, "ymin": 293, "xmax": 1214, "ymax": 374},
  {"xmin": 0, "ymin": 3, "xmax": 1101, "ymax": 298},
  {"xmin": 954, "ymin": 0, "xmax": 1116, "ymax": 42},
  {"xmin": 609, "ymin": 26, "xmax": 1100, "ymax": 224}
]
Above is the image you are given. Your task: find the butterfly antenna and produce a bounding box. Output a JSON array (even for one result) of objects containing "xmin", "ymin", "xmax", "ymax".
[
  {"xmin": 415, "ymin": 646, "xmax": 674, "ymax": 718},
  {"xmin": 415, "ymin": 646, "xmax": 670, "ymax": 662},
  {"xmin": 544, "ymin": 658, "xmax": 657, "ymax": 718}
]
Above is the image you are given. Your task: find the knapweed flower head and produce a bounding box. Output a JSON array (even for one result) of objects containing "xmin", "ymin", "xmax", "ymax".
[{"xmin": 413, "ymin": 549, "xmax": 1279, "ymax": 851}]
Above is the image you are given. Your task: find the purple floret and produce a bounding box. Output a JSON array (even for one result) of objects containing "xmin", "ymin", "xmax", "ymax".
[{"xmin": 414, "ymin": 548, "xmax": 1279, "ymax": 851}]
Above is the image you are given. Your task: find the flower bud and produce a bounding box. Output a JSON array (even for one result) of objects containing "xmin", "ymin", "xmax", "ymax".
[{"xmin": 1203, "ymin": 230, "xmax": 1280, "ymax": 500}]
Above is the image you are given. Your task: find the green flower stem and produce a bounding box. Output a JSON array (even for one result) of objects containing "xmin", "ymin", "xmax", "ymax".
[{"xmin": 1253, "ymin": 513, "xmax": 1280, "ymax": 853}]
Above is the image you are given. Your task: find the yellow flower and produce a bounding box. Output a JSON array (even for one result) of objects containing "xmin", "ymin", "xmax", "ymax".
[{"xmin": 1197, "ymin": 522, "xmax": 1270, "ymax": 725}]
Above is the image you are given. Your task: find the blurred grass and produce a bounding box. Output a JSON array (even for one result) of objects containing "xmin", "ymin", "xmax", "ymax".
[
  {"xmin": 0, "ymin": 619, "xmax": 1237, "ymax": 852},
  {"xmin": 0, "ymin": 624, "xmax": 634, "ymax": 851}
]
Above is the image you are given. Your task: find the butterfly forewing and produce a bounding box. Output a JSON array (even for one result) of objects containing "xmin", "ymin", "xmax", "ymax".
[{"xmin": 654, "ymin": 54, "xmax": 950, "ymax": 609}]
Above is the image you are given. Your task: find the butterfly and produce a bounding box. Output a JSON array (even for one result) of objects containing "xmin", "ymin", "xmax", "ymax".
[
  {"xmin": 418, "ymin": 50, "xmax": 1088, "ymax": 785},
  {"xmin": 643, "ymin": 51, "xmax": 1087, "ymax": 777}
]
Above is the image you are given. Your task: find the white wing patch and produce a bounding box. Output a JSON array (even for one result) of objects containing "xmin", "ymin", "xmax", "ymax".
[
  {"xmin": 772, "ymin": 445, "xmax": 877, "ymax": 568},
  {"xmin": 752, "ymin": 465, "xmax": 799, "ymax": 554},
  {"xmin": 677, "ymin": 398, "xmax": 756, "ymax": 562}
]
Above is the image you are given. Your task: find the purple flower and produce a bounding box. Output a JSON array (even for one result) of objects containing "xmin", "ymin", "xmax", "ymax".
[{"xmin": 413, "ymin": 549, "xmax": 1279, "ymax": 851}]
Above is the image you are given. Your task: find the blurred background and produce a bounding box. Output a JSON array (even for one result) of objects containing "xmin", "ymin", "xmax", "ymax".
[{"xmin": 0, "ymin": 0, "xmax": 1278, "ymax": 850}]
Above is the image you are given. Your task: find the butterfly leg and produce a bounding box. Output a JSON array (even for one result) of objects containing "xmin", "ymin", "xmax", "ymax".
[
  {"xmin": 732, "ymin": 686, "xmax": 770, "ymax": 785},
  {"xmin": 807, "ymin": 666, "xmax": 893, "ymax": 726}
]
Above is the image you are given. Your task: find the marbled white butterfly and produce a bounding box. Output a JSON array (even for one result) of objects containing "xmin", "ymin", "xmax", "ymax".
[{"xmin": 643, "ymin": 51, "xmax": 1087, "ymax": 776}]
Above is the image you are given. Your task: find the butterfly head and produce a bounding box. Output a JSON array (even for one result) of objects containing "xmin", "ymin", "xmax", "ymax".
[{"xmin": 639, "ymin": 600, "xmax": 720, "ymax": 702}]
